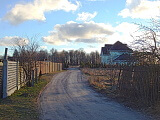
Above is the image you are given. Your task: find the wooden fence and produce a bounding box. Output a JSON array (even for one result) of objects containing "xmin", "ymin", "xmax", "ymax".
[
  {"xmin": 7, "ymin": 61, "xmax": 19, "ymax": 96},
  {"xmin": 82, "ymin": 64, "xmax": 160, "ymax": 106},
  {"xmin": 118, "ymin": 65, "xmax": 160, "ymax": 106},
  {"xmin": 0, "ymin": 60, "xmax": 62, "ymax": 98},
  {"xmin": 38, "ymin": 61, "xmax": 62, "ymax": 74}
]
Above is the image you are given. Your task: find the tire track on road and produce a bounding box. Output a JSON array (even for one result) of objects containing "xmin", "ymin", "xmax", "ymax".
[{"xmin": 39, "ymin": 68, "xmax": 152, "ymax": 120}]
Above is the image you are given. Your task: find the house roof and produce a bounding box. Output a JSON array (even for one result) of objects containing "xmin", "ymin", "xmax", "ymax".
[
  {"xmin": 101, "ymin": 44, "xmax": 113, "ymax": 55},
  {"xmin": 105, "ymin": 44, "xmax": 113, "ymax": 48},
  {"xmin": 101, "ymin": 41, "xmax": 132, "ymax": 55},
  {"xmin": 110, "ymin": 41, "xmax": 132, "ymax": 51},
  {"xmin": 101, "ymin": 47, "xmax": 109, "ymax": 55},
  {"xmin": 114, "ymin": 53, "xmax": 133, "ymax": 61}
]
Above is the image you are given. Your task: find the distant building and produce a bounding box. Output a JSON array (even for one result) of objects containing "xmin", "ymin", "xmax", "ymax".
[{"xmin": 100, "ymin": 41, "xmax": 133, "ymax": 64}]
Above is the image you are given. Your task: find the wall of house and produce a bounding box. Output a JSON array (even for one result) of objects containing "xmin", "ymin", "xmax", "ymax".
[
  {"xmin": 101, "ymin": 55, "xmax": 112, "ymax": 64},
  {"xmin": 110, "ymin": 51, "xmax": 128, "ymax": 59},
  {"xmin": 101, "ymin": 51, "xmax": 131, "ymax": 64},
  {"xmin": 101, "ymin": 55, "xmax": 106, "ymax": 64},
  {"xmin": 113, "ymin": 60, "xmax": 129, "ymax": 65}
]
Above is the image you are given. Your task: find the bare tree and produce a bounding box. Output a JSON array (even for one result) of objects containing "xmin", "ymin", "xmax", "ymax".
[
  {"xmin": 38, "ymin": 49, "xmax": 48, "ymax": 61},
  {"xmin": 132, "ymin": 18, "xmax": 160, "ymax": 64},
  {"xmin": 13, "ymin": 37, "xmax": 39, "ymax": 86}
]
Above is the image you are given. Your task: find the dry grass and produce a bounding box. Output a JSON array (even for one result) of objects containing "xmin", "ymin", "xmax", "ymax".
[
  {"xmin": 88, "ymin": 76, "xmax": 111, "ymax": 89},
  {"xmin": 81, "ymin": 68, "xmax": 160, "ymax": 119},
  {"xmin": 81, "ymin": 68, "xmax": 119, "ymax": 91},
  {"xmin": 0, "ymin": 71, "xmax": 64, "ymax": 120}
]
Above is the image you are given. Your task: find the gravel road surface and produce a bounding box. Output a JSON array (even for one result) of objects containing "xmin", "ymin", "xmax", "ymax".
[{"xmin": 39, "ymin": 68, "xmax": 152, "ymax": 120}]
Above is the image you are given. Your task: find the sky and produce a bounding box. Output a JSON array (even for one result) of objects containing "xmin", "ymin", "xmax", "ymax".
[{"xmin": 0, "ymin": 0, "xmax": 160, "ymax": 56}]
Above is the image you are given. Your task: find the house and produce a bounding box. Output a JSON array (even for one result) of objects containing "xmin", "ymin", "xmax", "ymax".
[{"xmin": 100, "ymin": 41, "xmax": 133, "ymax": 64}]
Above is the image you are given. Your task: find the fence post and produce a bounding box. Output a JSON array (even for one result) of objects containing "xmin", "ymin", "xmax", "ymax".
[
  {"xmin": 49, "ymin": 62, "xmax": 50, "ymax": 73},
  {"xmin": 2, "ymin": 59, "xmax": 8, "ymax": 98},
  {"xmin": 2, "ymin": 48, "xmax": 8, "ymax": 98},
  {"xmin": 58, "ymin": 63, "xmax": 59, "ymax": 71},
  {"xmin": 117, "ymin": 68, "xmax": 122, "ymax": 90},
  {"xmin": 54, "ymin": 62, "xmax": 55, "ymax": 72},
  {"xmin": 31, "ymin": 70, "xmax": 34, "ymax": 86},
  {"xmin": 44, "ymin": 62, "xmax": 45, "ymax": 74},
  {"xmin": 52, "ymin": 62, "xmax": 53, "ymax": 72},
  {"xmin": 16, "ymin": 61, "xmax": 19, "ymax": 90},
  {"xmin": 35, "ymin": 68, "xmax": 38, "ymax": 84},
  {"xmin": 40, "ymin": 61, "xmax": 41, "ymax": 75}
]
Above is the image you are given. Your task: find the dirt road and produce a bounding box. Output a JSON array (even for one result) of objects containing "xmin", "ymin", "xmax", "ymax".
[{"xmin": 39, "ymin": 68, "xmax": 152, "ymax": 120}]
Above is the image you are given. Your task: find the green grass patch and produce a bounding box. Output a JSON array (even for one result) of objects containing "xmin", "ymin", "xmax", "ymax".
[{"xmin": 0, "ymin": 71, "xmax": 64, "ymax": 120}]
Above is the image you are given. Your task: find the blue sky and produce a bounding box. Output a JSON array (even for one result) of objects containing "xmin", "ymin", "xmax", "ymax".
[{"xmin": 0, "ymin": 0, "xmax": 160, "ymax": 55}]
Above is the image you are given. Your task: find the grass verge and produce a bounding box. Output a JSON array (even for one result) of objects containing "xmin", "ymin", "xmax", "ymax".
[{"xmin": 0, "ymin": 71, "xmax": 64, "ymax": 120}]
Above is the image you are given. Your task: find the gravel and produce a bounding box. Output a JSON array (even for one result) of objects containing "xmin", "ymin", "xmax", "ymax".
[{"xmin": 39, "ymin": 68, "xmax": 152, "ymax": 120}]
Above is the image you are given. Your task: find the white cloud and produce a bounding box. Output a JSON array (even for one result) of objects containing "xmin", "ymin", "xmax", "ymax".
[
  {"xmin": 40, "ymin": 46, "xmax": 47, "ymax": 49},
  {"xmin": 115, "ymin": 22, "xmax": 138, "ymax": 34},
  {"xmin": 42, "ymin": 21, "xmax": 114, "ymax": 45},
  {"xmin": 126, "ymin": 0, "xmax": 141, "ymax": 9},
  {"xmin": 3, "ymin": 0, "xmax": 80, "ymax": 25},
  {"xmin": 119, "ymin": 0, "xmax": 160, "ymax": 19},
  {"xmin": 84, "ymin": 47, "xmax": 100, "ymax": 53},
  {"xmin": 76, "ymin": 12, "xmax": 97, "ymax": 21},
  {"xmin": 0, "ymin": 36, "xmax": 29, "ymax": 46},
  {"xmin": 43, "ymin": 21, "xmax": 141, "ymax": 47},
  {"xmin": 107, "ymin": 22, "xmax": 139, "ymax": 44}
]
